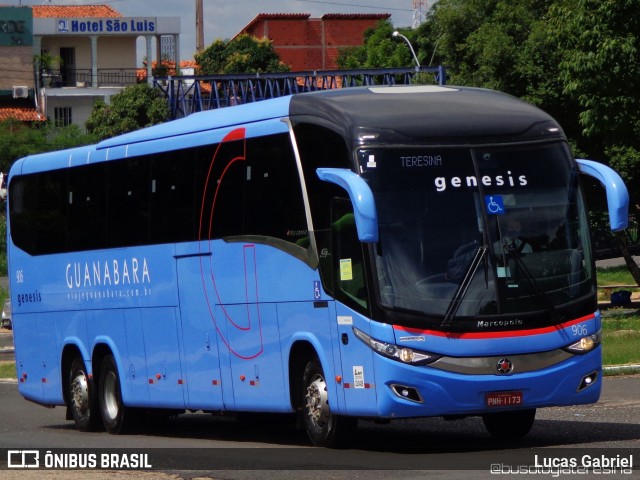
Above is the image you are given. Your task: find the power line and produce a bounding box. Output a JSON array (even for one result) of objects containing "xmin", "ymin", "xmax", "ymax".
[{"xmin": 295, "ymin": 0, "xmax": 411, "ymax": 13}]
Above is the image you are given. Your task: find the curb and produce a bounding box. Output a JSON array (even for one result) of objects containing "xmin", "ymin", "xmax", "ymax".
[{"xmin": 602, "ymin": 364, "xmax": 640, "ymax": 374}]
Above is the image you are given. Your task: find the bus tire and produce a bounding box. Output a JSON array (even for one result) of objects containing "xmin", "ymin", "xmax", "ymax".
[
  {"xmin": 99, "ymin": 354, "xmax": 132, "ymax": 434},
  {"xmin": 68, "ymin": 357, "xmax": 100, "ymax": 431},
  {"xmin": 482, "ymin": 408, "xmax": 536, "ymax": 440},
  {"xmin": 302, "ymin": 358, "xmax": 356, "ymax": 448}
]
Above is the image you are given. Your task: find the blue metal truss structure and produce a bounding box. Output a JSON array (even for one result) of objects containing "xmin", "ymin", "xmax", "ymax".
[{"xmin": 154, "ymin": 66, "xmax": 446, "ymax": 120}]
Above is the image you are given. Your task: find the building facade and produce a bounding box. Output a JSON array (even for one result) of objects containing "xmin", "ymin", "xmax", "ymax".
[
  {"xmin": 0, "ymin": 7, "xmax": 40, "ymax": 122},
  {"xmin": 0, "ymin": 5, "xmax": 180, "ymax": 128},
  {"xmin": 237, "ymin": 13, "xmax": 390, "ymax": 71}
]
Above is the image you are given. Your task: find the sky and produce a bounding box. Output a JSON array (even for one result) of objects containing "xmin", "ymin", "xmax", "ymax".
[{"xmin": 14, "ymin": 0, "xmax": 424, "ymax": 63}]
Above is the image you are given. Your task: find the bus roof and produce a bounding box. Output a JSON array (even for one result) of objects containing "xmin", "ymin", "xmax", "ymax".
[
  {"xmin": 11, "ymin": 85, "xmax": 564, "ymax": 177},
  {"xmin": 97, "ymin": 94, "xmax": 292, "ymax": 150},
  {"xmin": 288, "ymin": 85, "xmax": 564, "ymax": 144}
]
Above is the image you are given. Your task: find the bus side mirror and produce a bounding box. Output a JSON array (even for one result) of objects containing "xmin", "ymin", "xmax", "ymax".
[
  {"xmin": 316, "ymin": 168, "xmax": 379, "ymax": 243},
  {"xmin": 577, "ymin": 159, "xmax": 629, "ymax": 232}
]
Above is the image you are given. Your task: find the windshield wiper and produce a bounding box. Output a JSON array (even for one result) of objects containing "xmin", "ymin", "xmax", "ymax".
[
  {"xmin": 441, "ymin": 245, "xmax": 488, "ymax": 328},
  {"xmin": 508, "ymin": 253, "xmax": 563, "ymax": 323}
]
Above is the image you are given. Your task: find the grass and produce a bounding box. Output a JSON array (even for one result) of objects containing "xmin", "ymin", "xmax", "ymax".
[
  {"xmin": 596, "ymin": 265, "xmax": 638, "ymax": 301},
  {"xmin": 0, "ymin": 362, "xmax": 15, "ymax": 379},
  {"xmin": 596, "ymin": 265, "xmax": 635, "ymax": 285},
  {"xmin": 596, "ymin": 265, "xmax": 640, "ymax": 365},
  {"xmin": 601, "ymin": 310, "xmax": 640, "ymax": 368},
  {"xmin": 596, "ymin": 266, "xmax": 640, "ymax": 371}
]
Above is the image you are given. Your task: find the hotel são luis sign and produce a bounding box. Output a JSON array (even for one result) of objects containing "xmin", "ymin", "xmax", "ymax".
[{"xmin": 57, "ymin": 17, "xmax": 157, "ymax": 34}]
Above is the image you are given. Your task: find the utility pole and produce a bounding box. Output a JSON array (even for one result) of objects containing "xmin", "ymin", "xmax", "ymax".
[
  {"xmin": 392, "ymin": 31, "xmax": 420, "ymax": 71},
  {"xmin": 412, "ymin": 0, "xmax": 428, "ymax": 29},
  {"xmin": 196, "ymin": 0, "xmax": 204, "ymax": 53}
]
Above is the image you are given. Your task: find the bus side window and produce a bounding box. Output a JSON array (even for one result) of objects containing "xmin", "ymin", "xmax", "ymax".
[
  {"xmin": 150, "ymin": 149, "xmax": 198, "ymax": 244},
  {"xmin": 207, "ymin": 140, "xmax": 245, "ymax": 239},
  {"xmin": 67, "ymin": 163, "xmax": 108, "ymax": 251},
  {"xmin": 9, "ymin": 171, "xmax": 67, "ymax": 255},
  {"xmin": 293, "ymin": 122, "xmax": 352, "ymax": 289},
  {"xmin": 331, "ymin": 198, "xmax": 368, "ymax": 312},
  {"xmin": 243, "ymin": 134, "xmax": 307, "ymax": 247}
]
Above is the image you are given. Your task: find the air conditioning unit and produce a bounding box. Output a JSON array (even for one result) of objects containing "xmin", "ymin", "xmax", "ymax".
[{"xmin": 12, "ymin": 86, "xmax": 29, "ymax": 99}]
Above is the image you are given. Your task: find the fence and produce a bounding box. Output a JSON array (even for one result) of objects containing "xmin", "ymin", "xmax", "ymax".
[{"xmin": 153, "ymin": 66, "xmax": 446, "ymax": 120}]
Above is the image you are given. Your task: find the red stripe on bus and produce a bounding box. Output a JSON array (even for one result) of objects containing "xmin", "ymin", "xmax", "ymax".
[{"xmin": 393, "ymin": 313, "xmax": 595, "ymax": 339}]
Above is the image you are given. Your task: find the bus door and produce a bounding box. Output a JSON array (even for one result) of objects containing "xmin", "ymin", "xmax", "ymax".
[
  {"xmin": 329, "ymin": 199, "xmax": 378, "ymax": 415},
  {"xmin": 175, "ymin": 252, "xmax": 225, "ymax": 411}
]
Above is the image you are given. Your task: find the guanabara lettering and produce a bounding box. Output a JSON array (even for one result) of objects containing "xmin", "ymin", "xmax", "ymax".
[{"xmin": 65, "ymin": 258, "xmax": 151, "ymax": 289}]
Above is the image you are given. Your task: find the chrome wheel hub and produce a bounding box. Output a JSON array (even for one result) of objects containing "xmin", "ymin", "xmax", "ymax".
[
  {"xmin": 71, "ymin": 374, "xmax": 89, "ymax": 413},
  {"xmin": 103, "ymin": 371, "xmax": 119, "ymax": 421},
  {"xmin": 305, "ymin": 374, "xmax": 329, "ymax": 428}
]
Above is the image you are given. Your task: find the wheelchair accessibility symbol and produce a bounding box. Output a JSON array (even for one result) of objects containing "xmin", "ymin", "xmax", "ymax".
[{"xmin": 485, "ymin": 195, "xmax": 505, "ymax": 215}]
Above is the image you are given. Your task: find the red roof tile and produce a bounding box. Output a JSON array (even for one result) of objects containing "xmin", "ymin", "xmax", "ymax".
[
  {"xmin": 32, "ymin": 5, "xmax": 122, "ymax": 18},
  {"xmin": 320, "ymin": 13, "xmax": 391, "ymax": 20},
  {"xmin": 237, "ymin": 13, "xmax": 311, "ymax": 36},
  {"xmin": 0, "ymin": 107, "xmax": 44, "ymax": 122},
  {"xmin": 236, "ymin": 12, "xmax": 391, "ymax": 42}
]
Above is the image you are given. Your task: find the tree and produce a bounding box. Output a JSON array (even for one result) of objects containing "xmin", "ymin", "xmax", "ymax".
[
  {"xmin": 551, "ymin": 0, "xmax": 640, "ymax": 142},
  {"xmin": 0, "ymin": 120, "xmax": 95, "ymax": 276},
  {"xmin": 548, "ymin": 0, "xmax": 640, "ymax": 282},
  {"xmin": 0, "ymin": 120, "xmax": 46, "ymax": 173},
  {"xmin": 85, "ymin": 83, "xmax": 169, "ymax": 141},
  {"xmin": 195, "ymin": 34, "xmax": 289, "ymax": 74},
  {"xmin": 0, "ymin": 119, "xmax": 95, "ymax": 173},
  {"xmin": 419, "ymin": 0, "xmax": 578, "ymax": 132},
  {"xmin": 549, "ymin": 0, "xmax": 640, "ymax": 174},
  {"xmin": 337, "ymin": 20, "xmax": 419, "ymax": 69}
]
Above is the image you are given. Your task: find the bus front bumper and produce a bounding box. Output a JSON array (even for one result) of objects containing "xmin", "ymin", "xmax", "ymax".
[{"xmin": 371, "ymin": 346, "xmax": 602, "ymax": 419}]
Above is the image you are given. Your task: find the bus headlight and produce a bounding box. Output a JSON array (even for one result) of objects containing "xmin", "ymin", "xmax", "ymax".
[
  {"xmin": 352, "ymin": 327, "xmax": 440, "ymax": 365},
  {"xmin": 563, "ymin": 330, "xmax": 601, "ymax": 354}
]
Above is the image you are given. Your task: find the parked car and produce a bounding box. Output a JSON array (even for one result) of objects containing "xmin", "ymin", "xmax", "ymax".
[
  {"xmin": 1, "ymin": 299, "xmax": 11, "ymax": 329},
  {"xmin": 0, "ymin": 172, "xmax": 6, "ymax": 201}
]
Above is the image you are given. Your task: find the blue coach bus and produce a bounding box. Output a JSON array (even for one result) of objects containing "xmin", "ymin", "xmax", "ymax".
[{"xmin": 7, "ymin": 85, "xmax": 628, "ymax": 447}]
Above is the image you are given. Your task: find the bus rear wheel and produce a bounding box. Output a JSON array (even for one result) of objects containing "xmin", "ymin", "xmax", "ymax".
[
  {"xmin": 99, "ymin": 354, "xmax": 134, "ymax": 434},
  {"xmin": 301, "ymin": 358, "xmax": 356, "ymax": 448},
  {"xmin": 68, "ymin": 357, "xmax": 100, "ymax": 431},
  {"xmin": 482, "ymin": 409, "xmax": 536, "ymax": 440}
]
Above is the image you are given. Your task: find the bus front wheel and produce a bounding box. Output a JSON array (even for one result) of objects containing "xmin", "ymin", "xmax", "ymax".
[
  {"xmin": 482, "ymin": 409, "xmax": 536, "ymax": 440},
  {"xmin": 68, "ymin": 357, "xmax": 100, "ymax": 431},
  {"xmin": 301, "ymin": 358, "xmax": 356, "ymax": 448},
  {"xmin": 99, "ymin": 354, "xmax": 133, "ymax": 434}
]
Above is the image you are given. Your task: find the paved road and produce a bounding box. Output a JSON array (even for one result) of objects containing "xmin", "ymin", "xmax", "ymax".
[
  {"xmin": 596, "ymin": 257, "xmax": 640, "ymax": 268},
  {"xmin": 0, "ymin": 376, "xmax": 639, "ymax": 479},
  {"xmin": 0, "ymin": 267, "xmax": 638, "ymax": 479}
]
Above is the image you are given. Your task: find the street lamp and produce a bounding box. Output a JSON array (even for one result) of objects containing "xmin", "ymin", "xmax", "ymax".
[{"xmin": 392, "ymin": 31, "xmax": 420, "ymax": 72}]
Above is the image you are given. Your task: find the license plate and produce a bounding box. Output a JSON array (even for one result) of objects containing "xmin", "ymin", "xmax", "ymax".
[{"xmin": 485, "ymin": 391, "xmax": 523, "ymax": 408}]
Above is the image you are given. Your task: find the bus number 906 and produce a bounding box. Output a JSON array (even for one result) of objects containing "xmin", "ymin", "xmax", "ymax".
[{"xmin": 571, "ymin": 324, "xmax": 588, "ymax": 336}]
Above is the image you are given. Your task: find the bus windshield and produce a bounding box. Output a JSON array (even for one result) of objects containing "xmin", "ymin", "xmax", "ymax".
[{"xmin": 360, "ymin": 142, "xmax": 595, "ymax": 327}]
